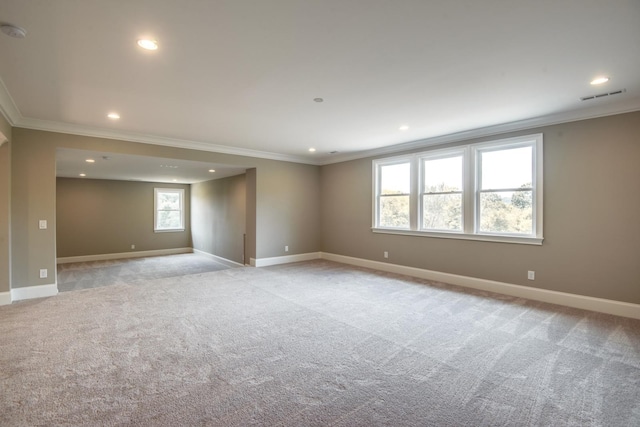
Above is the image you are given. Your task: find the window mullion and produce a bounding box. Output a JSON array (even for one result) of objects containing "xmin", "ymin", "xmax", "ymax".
[
  {"xmin": 410, "ymin": 157, "xmax": 419, "ymax": 231},
  {"xmin": 463, "ymin": 147, "xmax": 475, "ymax": 234}
]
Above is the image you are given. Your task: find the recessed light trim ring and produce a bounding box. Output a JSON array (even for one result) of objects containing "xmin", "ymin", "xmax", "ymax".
[{"xmin": 137, "ymin": 39, "xmax": 158, "ymax": 50}]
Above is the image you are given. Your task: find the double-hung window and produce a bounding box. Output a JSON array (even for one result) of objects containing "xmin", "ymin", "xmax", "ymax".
[
  {"xmin": 373, "ymin": 134, "xmax": 543, "ymax": 244},
  {"xmin": 154, "ymin": 188, "xmax": 185, "ymax": 232},
  {"xmin": 420, "ymin": 150, "xmax": 464, "ymax": 232},
  {"xmin": 375, "ymin": 160, "xmax": 412, "ymax": 229}
]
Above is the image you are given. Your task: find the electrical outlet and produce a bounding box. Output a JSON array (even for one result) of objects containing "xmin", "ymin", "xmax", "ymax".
[
  {"xmin": 528, "ymin": 270, "xmax": 535, "ymax": 280},
  {"xmin": 285, "ymin": 246, "xmax": 289, "ymax": 252},
  {"xmin": 131, "ymin": 244, "xmax": 135, "ymax": 249},
  {"xmin": 39, "ymin": 220, "xmax": 47, "ymax": 229},
  {"xmin": 384, "ymin": 251, "xmax": 389, "ymax": 259},
  {"xmin": 39, "ymin": 269, "xmax": 48, "ymax": 279}
]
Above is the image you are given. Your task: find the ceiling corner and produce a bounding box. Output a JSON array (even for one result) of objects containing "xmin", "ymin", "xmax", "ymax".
[{"xmin": 0, "ymin": 76, "xmax": 22, "ymax": 125}]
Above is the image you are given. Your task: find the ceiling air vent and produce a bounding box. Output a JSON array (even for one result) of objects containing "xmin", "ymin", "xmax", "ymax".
[{"xmin": 580, "ymin": 89, "xmax": 626, "ymax": 101}]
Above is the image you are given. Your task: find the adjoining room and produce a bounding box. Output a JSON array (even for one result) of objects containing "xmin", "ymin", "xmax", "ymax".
[{"xmin": 55, "ymin": 149, "xmax": 248, "ymax": 291}]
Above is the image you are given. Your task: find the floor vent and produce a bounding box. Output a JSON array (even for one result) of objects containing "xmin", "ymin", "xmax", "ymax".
[{"xmin": 580, "ymin": 89, "xmax": 626, "ymax": 101}]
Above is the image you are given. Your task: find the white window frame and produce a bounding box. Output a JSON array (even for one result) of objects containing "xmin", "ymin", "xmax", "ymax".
[
  {"xmin": 373, "ymin": 156, "xmax": 414, "ymax": 230},
  {"xmin": 154, "ymin": 188, "xmax": 185, "ymax": 232},
  {"xmin": 372, "ymin": 133, "xmax": 543, "ymax": 245},
  {"xmin": 418, "ymin": 147, "xmax": 466, "ymax": 233}
]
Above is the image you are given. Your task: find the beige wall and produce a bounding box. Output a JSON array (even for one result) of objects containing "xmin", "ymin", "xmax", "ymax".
[
  {"xmin": 11, "ymin": 130, "xmax": 56, "ymax": 289},
  {"xmin": 321, "ymin": 111, "xmax": 640, "ymax": 304},
  {"xmin": 191, "ymin": 174, "xmax": 246, "ymax": 264},
  {"xmin": 57, "ymin": 178, "xmax": 191, "ymax": 257},
  {"xmin": 256, "ymin": 162, "xmax": 320, "ymax": 258},
  {"xmin": 10, "ymin": 128, "xmax": 321, "ymax": 289},
  {"xmin": 0, "ymin": 114, "xmax": 11, "ymax": 294},
  {"xmin": 246, "ymin": 168, "xmax": 257, "ymax": 263}
]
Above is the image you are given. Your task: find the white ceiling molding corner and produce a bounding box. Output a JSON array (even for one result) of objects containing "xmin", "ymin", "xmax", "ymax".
[
  {"xmin": 16, "ymin": 117, "xmax": 321, "ymax": 166},
  {"xmin": 0, "ymin": 76, "xmax": 21, "ymax": 126}
]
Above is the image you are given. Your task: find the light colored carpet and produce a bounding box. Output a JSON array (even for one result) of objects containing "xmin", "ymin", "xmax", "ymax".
[
  {"xmin": 57, "ymin": 253, "xmax": 232, "ymax": 292},
  {"xmin": 2, "ymin": 260, "xmax": 639, "ymax": 426}
]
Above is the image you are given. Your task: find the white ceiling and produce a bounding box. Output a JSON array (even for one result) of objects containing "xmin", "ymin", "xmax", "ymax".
[{"xmin": 1, "ymin": 0, "xmax": 639, "ymax": 167}]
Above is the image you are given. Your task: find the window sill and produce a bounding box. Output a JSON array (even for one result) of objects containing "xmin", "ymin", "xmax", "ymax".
[
  {"xmin": 372, "ymin": 228, "xmax": 543, "ymax": 245},
  {"xmin": 154, "ymin": 228, "xmax": 185, "ymax": 233}
]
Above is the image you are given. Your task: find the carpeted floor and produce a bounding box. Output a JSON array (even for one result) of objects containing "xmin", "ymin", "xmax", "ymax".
[
  {"xmin": 2, "ymin": 259, "xmax": 639, "ymax": 426},
  {"xmin": 57, "ymin": 253, "xmax": 233, "ymax": 292}
]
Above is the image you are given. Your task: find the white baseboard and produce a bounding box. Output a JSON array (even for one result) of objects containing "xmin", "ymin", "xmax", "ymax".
[
  {"xmin": 57, "ymin": 247, "xmax": 193, "ymax": 264},
  {"xmin": 0, "ymin": 291, "xmax": 11, "ymax": 306},
  {"xmin": 251, "ymin": 252, "xmax": 321, "ymax": 267},
  {"xmin": 11, "ymin": 284, "xmax": 58, "ymax": 301},
  {"xmin": 193, "ymin": 249, "xmax": 244, "ymax": 268},
  {"xmin": 321, "ymin": 252, "xmax": 640, "ymax": 320}
]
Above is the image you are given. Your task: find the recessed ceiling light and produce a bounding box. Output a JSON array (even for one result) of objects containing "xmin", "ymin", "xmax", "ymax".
[
  {"xmin": 107, "ymin": 112, "xmax": 120, "ymax": 120},
  {"xmin": 313, "ymin": 98, "xmax": 324, "ymax": 103},
  {"xmin": 308, "ymin": 148, "xmax": 316, "ymax": 152},
  {"xmin": 399, "ymin": 125, "xmax": 409, "ymax": 131},
  {"xmin": 85, "ymin": 159, "xmax": 95, "ymax": 163},
  {"xmin": 137, "ymin": 39, "xmax": 158, "ymax": 50},
  {"xmin": 590, "ymin": 76, "xmax": 609, "ymax": 85},
  {"xmin": 208, "ymin": 169, "xmax": 216, "ymax": 173},
  {"xmin": 79, "ymin": 173, "xmax": 86, "ymax": 177}
]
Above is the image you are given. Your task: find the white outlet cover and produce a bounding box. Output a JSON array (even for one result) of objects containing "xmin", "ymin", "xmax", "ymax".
[
  {"xmin": 39, "ymin": 220, "xmax": 47, "ymax": 229},
  {"xmin": 39, "ymin": 269, "xmax": 48, "ymax": 278}
]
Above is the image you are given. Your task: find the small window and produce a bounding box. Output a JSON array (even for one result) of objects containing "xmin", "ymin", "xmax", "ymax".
[{"xmin": 154, "ymin": 188, "xmax": 185, "ymax": 232}]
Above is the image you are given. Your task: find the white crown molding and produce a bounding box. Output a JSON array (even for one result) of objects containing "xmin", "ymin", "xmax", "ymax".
[
  {"xmin": 2, "ymin": 72, "xmax": 638, "ymax": 167},
  {"xmin": 0, "ymin": 77, "xmax": 21, "ymax": 125},
  {"xmin": 15, "ymin": 116, "xmax": 320, "ymax": 165},
  {"xmin": 319, "ymin": 97, "xmax": 640, "ymax": 165}
]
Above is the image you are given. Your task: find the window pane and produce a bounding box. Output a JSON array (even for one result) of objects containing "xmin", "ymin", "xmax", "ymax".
[
  {"xmin": 379, "ymin": 195, "xmax": 410, "ymax": 228},
  {"xmin": 158, "ymin": 192, "xmax": 180, "ymax": 210},
  {"xmin": 481, "ymin": 146, "xmax": 532, "ymax": 190},
  {"xmin": 157, "ymin": 210, "xmax": 182, "ymax": 229},
  {"xmin": 422, "ymin": 194, "xmax": 462, "ymax": 231},
  {"xmin": 480, "ymin": 191, "xmax": 532, "ymax": 234},
  {"xmin": 423, "ymin": 156, "xmax": 462, "ymax": 192},
  {"xmin": 380, "ymin": 163, "xmax": 410, "ymax": 195}
]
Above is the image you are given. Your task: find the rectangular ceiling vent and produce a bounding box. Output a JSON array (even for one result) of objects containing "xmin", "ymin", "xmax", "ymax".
[{"xmin": 580, "ymin": 89, "xmax": 626, "ymax": 101}]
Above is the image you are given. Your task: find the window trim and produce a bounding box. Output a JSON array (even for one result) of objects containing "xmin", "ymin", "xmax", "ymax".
[
  {"xmin": 154, "ymin": 188, "xmax": 185, "ymax": 232},
  {"xmin": 372, "ymin": 134, "xmax": 543, "ymax": 245},
  {"xmin": 372, "ymin": 155, "xmax": 413, "ymax": 230},
  {"xmin": 418, "ymin": 147, "xmax": 466, "ymax": 233}
]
